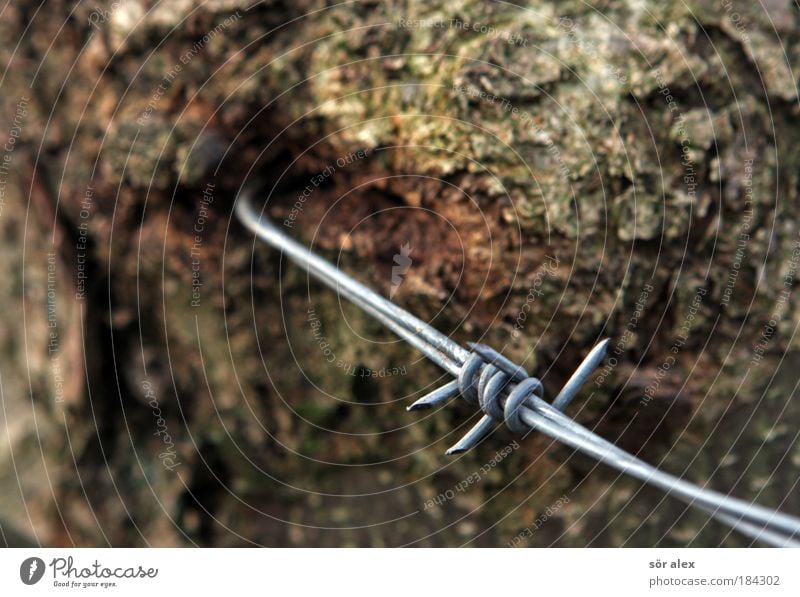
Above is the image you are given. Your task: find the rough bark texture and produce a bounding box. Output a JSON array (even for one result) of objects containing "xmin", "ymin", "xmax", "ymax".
[{"xmin": 1, "ymin": 0, "xmax": 799, "ymax": 547}]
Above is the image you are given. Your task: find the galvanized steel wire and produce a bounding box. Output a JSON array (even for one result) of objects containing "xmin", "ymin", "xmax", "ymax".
[{"xmin": 236, "ymin": 188, "xmax": 800, "ymax": 547}]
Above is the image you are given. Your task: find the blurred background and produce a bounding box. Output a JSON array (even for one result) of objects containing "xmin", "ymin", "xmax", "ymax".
[{"xmin": 1, "ymin": 0, "xmax": 799, "ymax": 547}]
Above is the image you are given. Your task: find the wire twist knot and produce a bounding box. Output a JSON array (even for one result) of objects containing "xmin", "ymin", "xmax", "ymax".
[{"xmin": 458, "ymin": 344, "xmax": 543, "ymax": 435}]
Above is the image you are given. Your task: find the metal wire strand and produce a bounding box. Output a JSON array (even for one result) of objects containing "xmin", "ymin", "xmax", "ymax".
[{"xmin": 236, "ymin": 188, "xmax": 800, "ymax": 547}]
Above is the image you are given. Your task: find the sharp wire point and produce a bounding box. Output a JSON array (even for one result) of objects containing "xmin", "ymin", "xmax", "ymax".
[
  {"xmin": 551, "ymin": 338, "xmax": 612, "ymax": 411},
  {"xmin": 237, "ymin": 188, "xmax": 800, "ymax": 547},
  {"xmin": 446, "ymin": 414, "xmax": 495, "ymax": 455},
  {"xmin": 407, "ymin": 380, "xmax": 460, "ymax": 411}
]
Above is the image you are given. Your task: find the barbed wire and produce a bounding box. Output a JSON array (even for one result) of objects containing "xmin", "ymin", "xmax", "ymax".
[{"xmin": 236, "ymin": 188, "xmax": 800, "ymax": 547}]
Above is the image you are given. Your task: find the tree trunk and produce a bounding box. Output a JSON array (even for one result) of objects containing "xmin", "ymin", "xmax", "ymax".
[{"xmin": 1, "ymin": 0, "xmax": 799, "ymax": 546}]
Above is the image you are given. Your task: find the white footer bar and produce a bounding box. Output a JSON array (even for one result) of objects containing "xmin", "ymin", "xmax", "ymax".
[{"xmin": 1, "ymin": 548, "xmax": 797, "ymax": 595}]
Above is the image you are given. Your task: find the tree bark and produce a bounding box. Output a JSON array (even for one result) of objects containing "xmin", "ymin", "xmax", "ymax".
[{"xmin": 1, "ymin": 0, "xmax": 799, "ymax": 546}]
